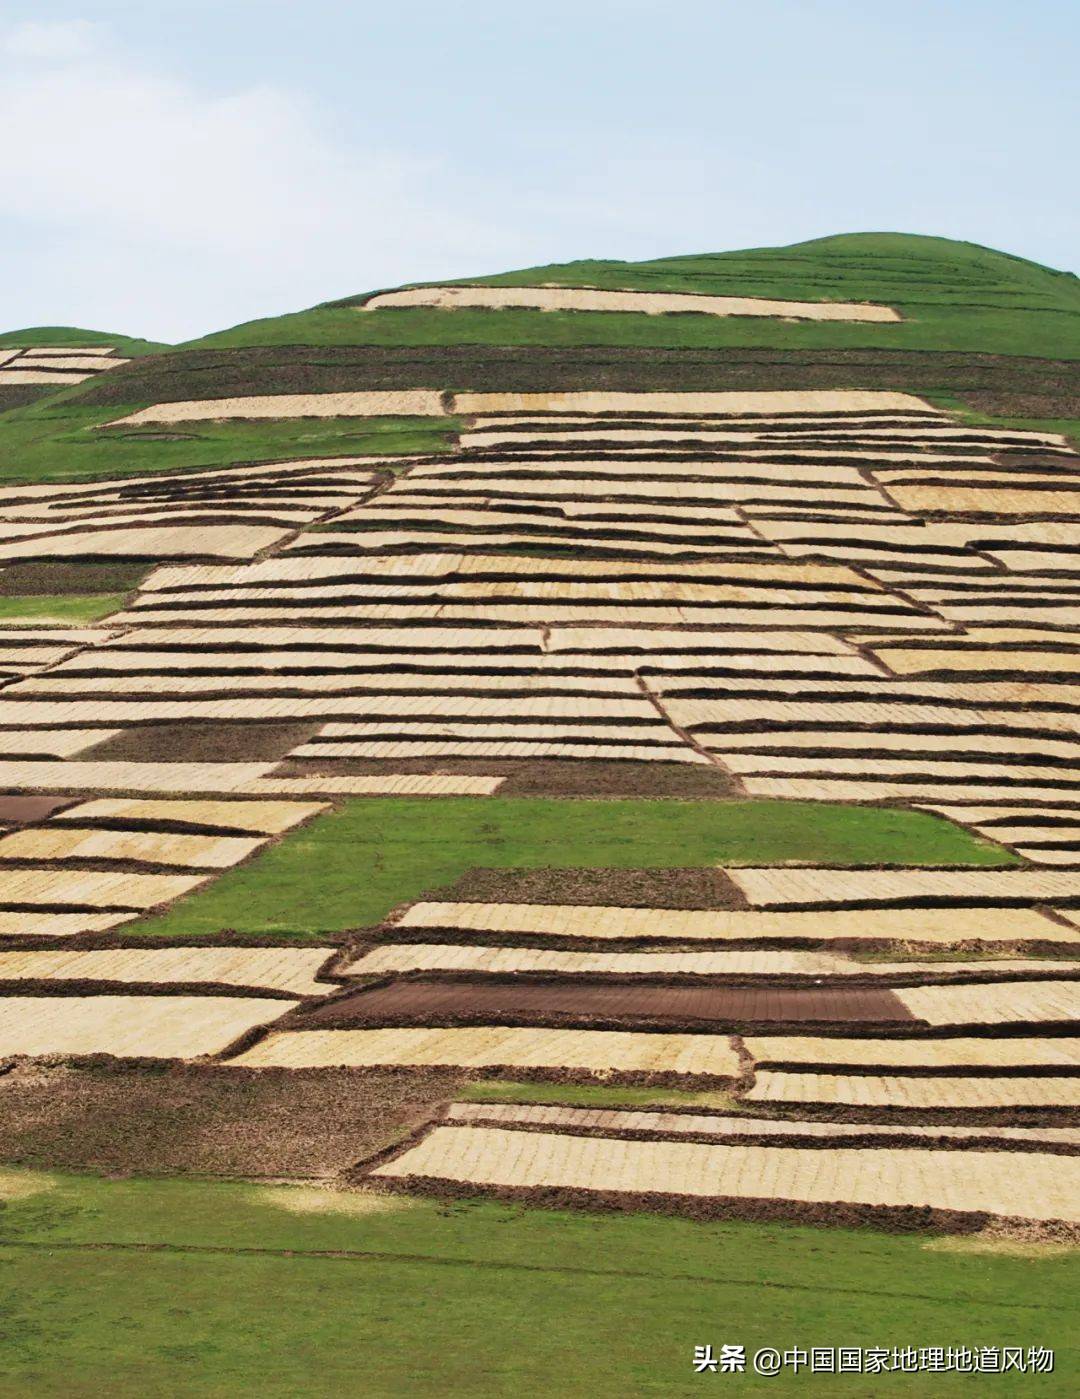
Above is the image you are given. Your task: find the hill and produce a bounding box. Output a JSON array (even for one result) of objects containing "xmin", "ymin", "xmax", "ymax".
[
  {"xmin": 1, "ymin": 229, "xmax": 1079, "ymax": 1389},
  {"xmin": 18, "ymin": 233, "xmax": 1069, "ymax": 464},
  {"xmin": 0, "ymin": 326, "xmax": 168, "ymax": 356},
  {"xmin": 188, "ymin": 231, "xmax": 1080, "ymax": 359}
]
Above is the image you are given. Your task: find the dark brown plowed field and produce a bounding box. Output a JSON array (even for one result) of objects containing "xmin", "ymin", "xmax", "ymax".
[
  {"xmin": 0, "ymin": 1060, "xmax": 461, "ymax": 1177},
  {"xmin": 436, "ymin": 865, "xmax": 747, "ymax": 908},
  {"xmin": 83, "ymin": 720, "xmax": 319, "ymax": 762},
  {"xmin": 497, "ymin": 761, "xmax": 735, "ymax": 797},
  {"xmin": 0, "ymin": 561, "xmax": 147, "ymax": 596},
  {"xmin": 0, "ymin": 795, "xmax": 78, "ymax": 825},
  {"xmin": 298, "ymin": 977, "xmax": 916, "ymax": 1031}
]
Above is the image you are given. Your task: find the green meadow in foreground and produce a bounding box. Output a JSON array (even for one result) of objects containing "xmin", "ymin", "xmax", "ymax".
[
  {"xmin": 133, "ymin": 796, "xmax": 1015, "ymax": 940},
  {"xmin": 0, "ymin": 1169, "xmax": 1074, "ymax": 1397},
  {"xmin": 0, "ymin": 402, "xmax": 456, "ymax": 484},
  {"xmin": 190, "ymin": 233, "xmax": 1080, "ymax": 359}
]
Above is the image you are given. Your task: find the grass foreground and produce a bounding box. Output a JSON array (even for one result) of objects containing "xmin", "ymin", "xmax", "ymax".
[
  {"xmin": 132, "ymin": 796, "xmax": 1015, "ymax": 940},
  {"xmin": 0, "ymin": 1167, "xmax": 1074, "ymax": 1397}
]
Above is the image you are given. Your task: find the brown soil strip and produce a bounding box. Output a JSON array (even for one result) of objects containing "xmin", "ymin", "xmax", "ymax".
[
  {"xmin": 363, "ymin": 1172, "xmax": 1079, "ymax": 1238},
  {"xmin": 81, "ymin": 721, "xmax": 320, "ymax": 762},
  {"xmin": 433, "ymin": 866, "xmax": 748, "ymax": 909},
  {"xmin": 295, "ymin": 978, "xmax": 916, "ymax": 1032},
  {"xmin": 0, "ymin": 978, "xmax": 300, "ymax": 1001},
  {"xmin": 0, "ymin": 1059, "xmax": 461, "ymax": 1178}
]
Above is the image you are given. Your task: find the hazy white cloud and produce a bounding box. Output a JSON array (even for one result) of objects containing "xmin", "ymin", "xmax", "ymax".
[
  {"xmin": 4, "ymin": 19, "xmax": 100, "ymax": 61},
  {"xmin": 0, "ymin": 21, "xmax": 534, "ymax": 340}
]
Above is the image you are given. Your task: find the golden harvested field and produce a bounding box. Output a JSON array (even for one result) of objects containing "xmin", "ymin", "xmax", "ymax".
[
  {"xmin": 0, "ymin": 948, "xmax": 330, "ymax": 996},
  {"xmin": 451, "ymin": 390, "xmax": 931, "ymax": 415},
  {"xmin": 743, "ymin": 1036, "xmax": 1080, "ymax": 1069},
  {"xmin": 0, "ymin": 867, "xmax": 208, "ymax": 908},
  {"xmin": 362, "ymin": 284, "xmax": 901, "ymax": 320},
  {"xmin": 393, "ymin": 902, "xmax": 1075, "ymax": 944},
  {"xmin": 109, "ymin": 390, "xmax": 443, "ymax": 426},
  {"xmin": 0, "ymin": 912, "xmax": 140, "ymax": 938},
  {"xmin": 348, "ymin": 945, "xmax": 862, "ymax": 977},
  {"xmin": 744, "ymin": 1072, "xmax": 1080, "ymax": 1111},
  {"xmin": 0, "ymin": 827, "xmax": 262, "ymax": 868},
  {"xmin": 0, "ymin": 995, "xmax": 293, "ymax": 1059},
  {"xmin": 60, "ymin": 798, "xmax": 328, "ymax": 834},
  {"xmin": 230, "ymin": 1026, "xmax": 742, "ymax": 1078},
  {"xmin": 727, "ymin": 867, "xmax": 1080, "ymax": 908},
  {"xmin": 371, "ymin": 1124, "xmax": 1080, "ymax": 1223},
  {"xmin": 444, "ymin": 1101, "xmax": 1080, "ymax": 1145},
  {"xmin": 897, "ymin": 980, "xmax": 1080, "ymax": 1026}
]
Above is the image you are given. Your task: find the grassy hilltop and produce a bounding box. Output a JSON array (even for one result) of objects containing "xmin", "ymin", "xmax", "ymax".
[{"xmin": 189, "ymin": 232, "xmax": 1080, "ymax": 358}]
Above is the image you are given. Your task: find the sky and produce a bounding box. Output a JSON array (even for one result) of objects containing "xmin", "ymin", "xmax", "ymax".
[{"xmin": 1, "ymin": 0, "xmax": 1077, "ymax": 342}]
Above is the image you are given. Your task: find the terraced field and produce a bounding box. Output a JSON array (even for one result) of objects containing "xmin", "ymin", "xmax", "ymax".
[{"xmin": 2, "ymin": 232, "xmax": 1079, "ymax": 1391}]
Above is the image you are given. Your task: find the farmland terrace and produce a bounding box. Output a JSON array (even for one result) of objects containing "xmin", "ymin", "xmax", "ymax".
[{"xmin": 1, "ymin": 232, "xmax": 1079, "ymax": 1393}]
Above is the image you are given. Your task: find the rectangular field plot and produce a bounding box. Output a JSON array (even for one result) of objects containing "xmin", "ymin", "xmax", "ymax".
[
  {"xmin": 0, "ymin": 867, "xmax": 208, "ymax": 909},
  {"xmin": 0, "ymin": 761, "xmax": 276, "ymax": 794},
  {"xmin": 0, "ymin": 827, "xmax": 262, "ymax": 868},
  {"xmin": 347, "ymin": 945, "xmax": 865, "ymax": 977},
  {"xmin": 743, "ymin": 1036, "xmax": 1080, "ymax": 1069},
  {"xmin": 0, "ymin": 948, "xmax": 330, "ymax": 996},
  {"xmin": 371, "ymin": 1124, "xmax": 1080, "ymax": 1223},
  {"xmin": 445, "ymin": 1102, "xmax": 1080, "ymax": 1147},
  {"xmin": 744, "ymin": 1072, "xmax": 1080, "ymax": 1111},
  {"xmin": 451, "ymin": 391, "xmax": 935, "ymax": 416},
  {"xmin": 230, "ymin": 1026, "xmax": 741, "ymax": 1078},
  {"xmin": 347, "ymin": 942, "xmax": 1076, "ymax": 980},
  {"xmin": 0, "ymin": 911, "xmax": 140, "ymax": 938},
  {"xmin": 394, "ymin": 902, "xmax": 1073, "ymax": 945},
  {"xmin": 108, "ymin": 391, "xmax": 444, "ymax": 426},
  {"xmin": 56, "ymin": 798, "xmax": 328, "ymax": 834},
  {"xmin": 0, "ymin": 525, "xmax": 293, "ymax": 562},
  {"xmin": 897, "ymin": 980, "xmax": 1080, "ymax": 1026},
  {"xmin": 0, "ymin": 995, "xmax": 293, "ymax": 1059},
  {"xmin": 297, "ymin": 979, "xmax": 914, "ymax": 1030},
  {"xmin": 727, "ymin": 868, "xmax": 1080, "ymax": 909},
  {"xmin": 363, "ymin": 285, "xmax": 901, "ymax": 321},
  {"xmin": 239, "ymin": 774, "xmax": 506, "ymax": 796}
]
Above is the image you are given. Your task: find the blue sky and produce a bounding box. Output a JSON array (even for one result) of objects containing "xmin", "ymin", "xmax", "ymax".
[{"xmin": 2, "ymin": 0, "xmax": 1076, "ymax": 341}]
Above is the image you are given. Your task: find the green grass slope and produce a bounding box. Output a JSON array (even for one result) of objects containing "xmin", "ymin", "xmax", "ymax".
[
  {"xmin": 0, "ymin": 395, "xmax": 456, "ymax": 485},
  {"xmin": 189, "ymin": 232, "xmax": 1080, "ymax": 358}
]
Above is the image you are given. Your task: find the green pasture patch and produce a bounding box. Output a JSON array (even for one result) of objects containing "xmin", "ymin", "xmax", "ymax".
[
  {"xmin": 0, "ymin": 594, "xmax": 127, "ymax": 624},
  {"xmin": 0, "ymin": 401, "xmax": 456, "ymax": 484},
  {"xmin": 132, "ymin": 797, "xmax": 1016, "ymax": 941},
  {"xmin": 0, "ymin": 1168, "xmax": 1075, "ymax": 1396}
]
